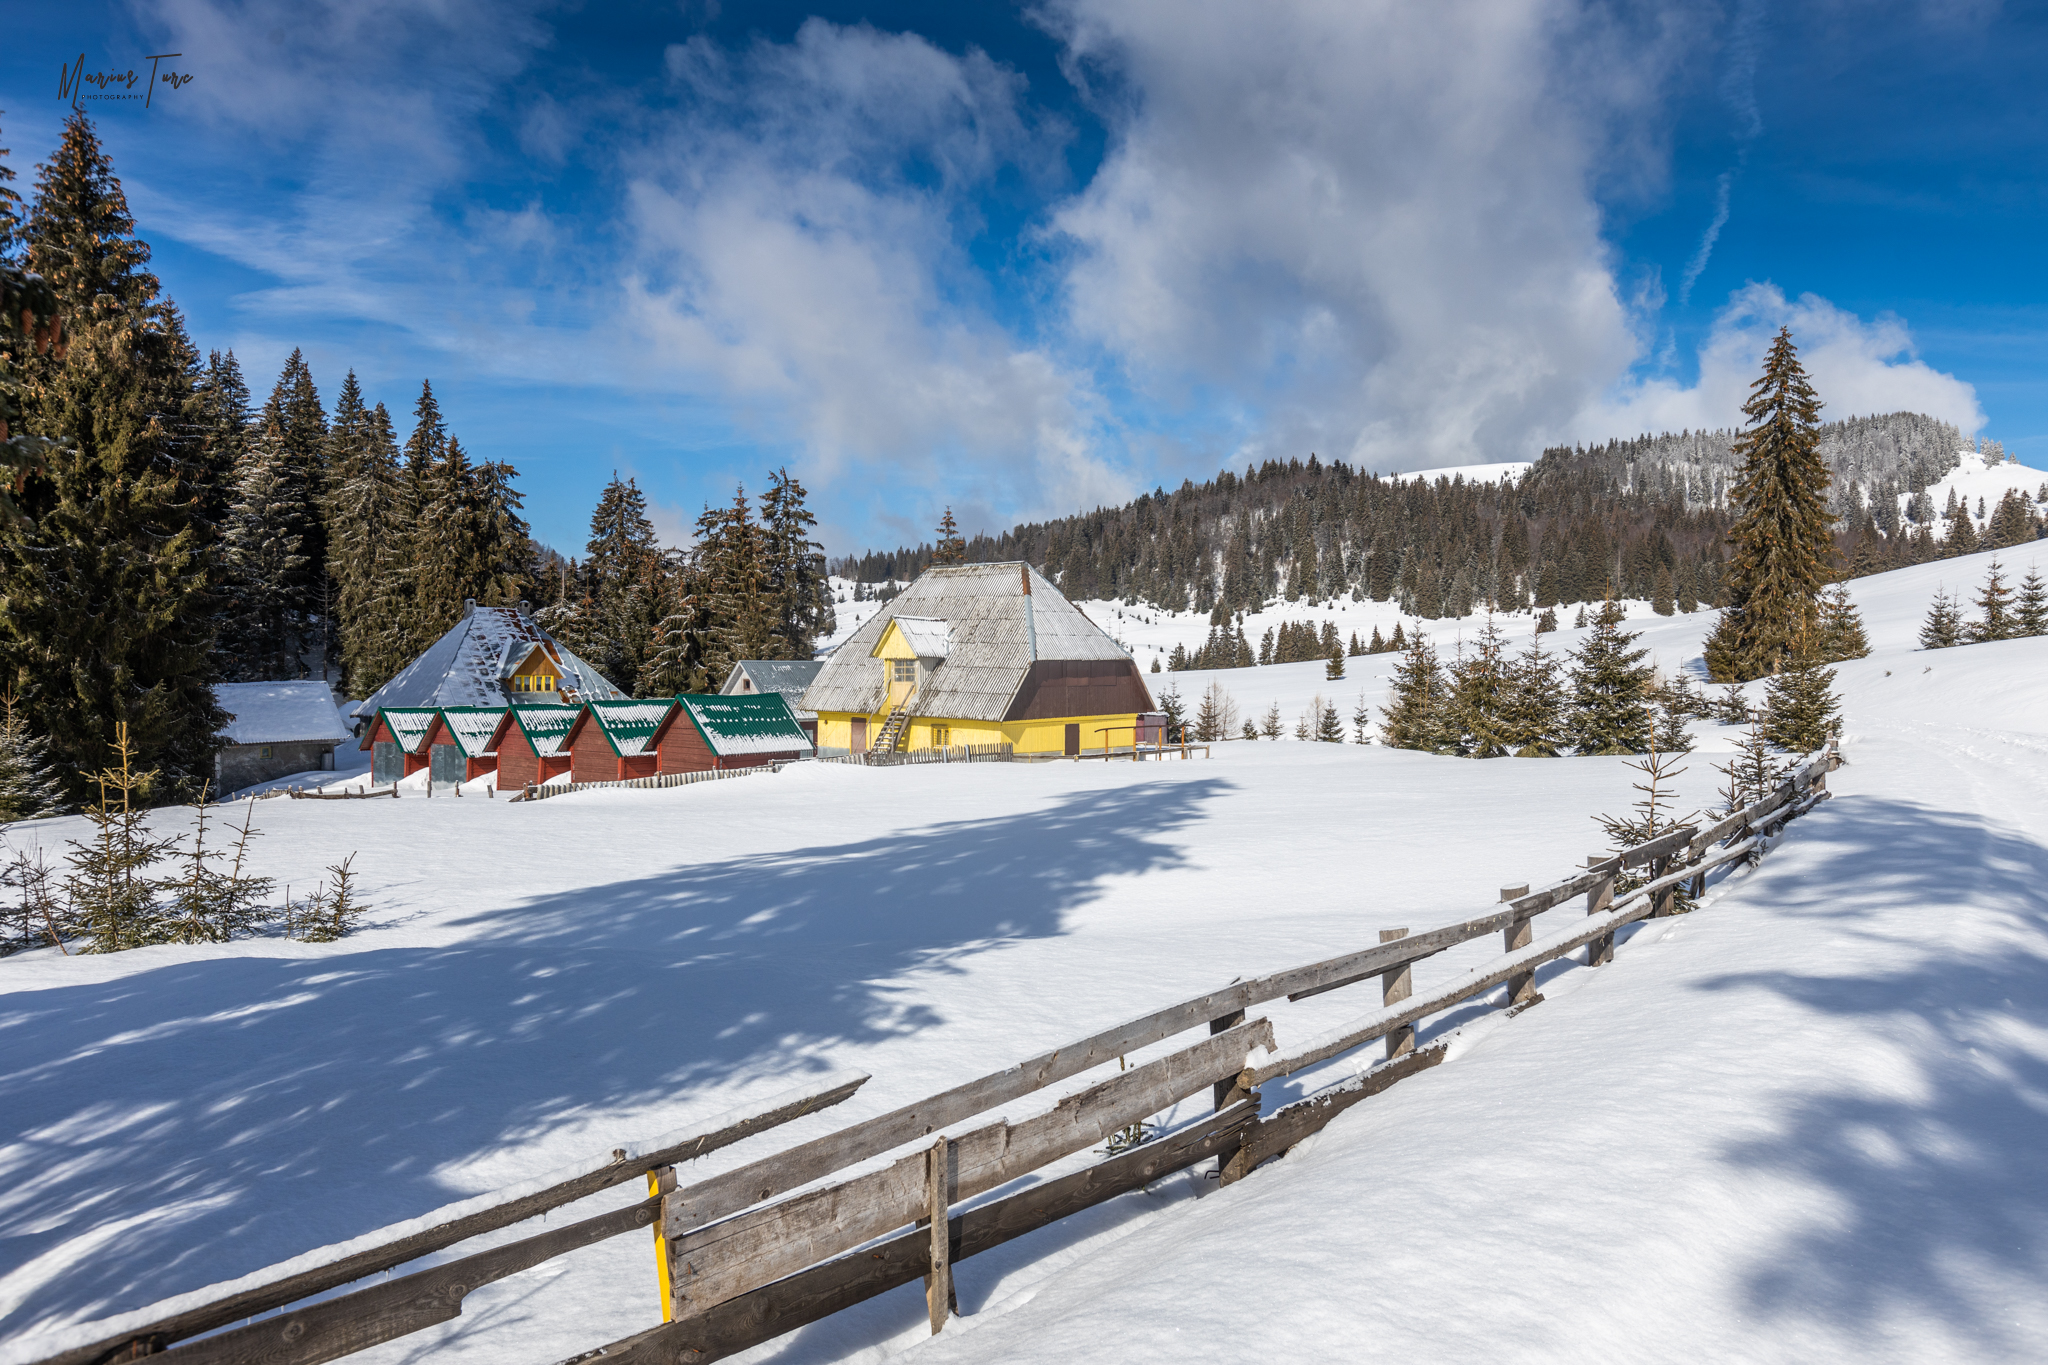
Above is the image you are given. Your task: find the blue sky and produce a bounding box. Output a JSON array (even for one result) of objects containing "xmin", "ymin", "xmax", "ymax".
[{"xmin": 2, "ymin": 1, "xmax": 2042, "ymax": 557}]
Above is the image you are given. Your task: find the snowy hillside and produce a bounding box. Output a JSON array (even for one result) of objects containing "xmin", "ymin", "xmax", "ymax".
[{"xmin": 3, "ymin": 546, "xmax": 2046, "ymax": 1363}]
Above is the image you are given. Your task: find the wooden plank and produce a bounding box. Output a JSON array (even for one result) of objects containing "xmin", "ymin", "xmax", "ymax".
[
  {"xmin": 1501, "ymin": 889, "xmax": 1538, "ymax": 1007},
  {"xmin": 668, "ymin": 1019, "xmax": 1273, "ymax": 1315},
  {"xmin": 1585, "ymin": 853, "xmax": 1616, "ymax": 967},
  {"xmin": 578, "ymin": 1102, "xmax": 1260, "ymax": 1365},
  {"xmin": 1283, "ymin": 915, "xmax": 1510, "ymax": 1003},
  {"xmin": 30, "ymin": 1076, "xmax": 869, "ymax": 1365},
  {"xmin": 1244, "ymin": 844, "xmax": 1759, "ymax": 1087},
  {"xmin": 1616, "ymin": 824, "xmax": 1697, "ymax": 870},
  {"xmin": 1379, "ymin": 928, "xmax": 1414, "ymax": 1060},
  {"xmin": 1209, "ymin": 1009, "xmax": 1247, "ymax": 1109},
  {"xmin": 1233, "ymin": 1040, "xmax": 1450, "ymax": 1176},
  {"xmin": 146, "ymin": 1195, "xmax": 666, "ymax": 1365},
  {"xmin": 923, "ymin": 1138, "xmax": 952, "ymax": 1335}
]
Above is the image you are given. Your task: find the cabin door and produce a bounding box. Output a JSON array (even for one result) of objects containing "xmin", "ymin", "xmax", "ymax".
[
  {"xmin": 851, "ymin": 717, "xmax": 868, "ymax": 752},
  {"xmin": 1064, "ymin": 723, "xmax": 1080, "ymax": 757},
  {"xmin": 373, "ymin": 740, "xmax": 405, "ymax": 785}
]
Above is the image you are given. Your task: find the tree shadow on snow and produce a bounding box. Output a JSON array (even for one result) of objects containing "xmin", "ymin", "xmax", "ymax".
[
  {"xmin": 0, "ymin": 778, "xmax": 1226, "ymax": 1337},
  {"xmin": 1689, "ymin": 793, "xmax": 2048, "ymax": 1354}
]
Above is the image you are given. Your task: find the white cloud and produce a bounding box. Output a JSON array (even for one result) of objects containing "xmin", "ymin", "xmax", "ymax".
[
  {"xmin": 620, "ymin": 20, "xmax": 1131, "ymax": 529},
  {"xmin": 1038, "ymin": 0, "xmax": 1691, "ymax": 471},
  {"xmin": 1589, "ymin": 283, "xmax": 1985, "ymax": 438}
]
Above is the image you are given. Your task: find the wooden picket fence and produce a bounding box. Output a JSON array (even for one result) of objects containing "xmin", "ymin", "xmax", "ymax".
[
  {"xmin": 23, "ymin": 744, "xmax": 1839, "ymax": 1365},
  {"xmin": 815, "ymin": 743, "xmax": 1014, "ymax": 767},
  {"xmin": 516, "ymin": 762, "xmax": 790, "ymax": 803}
]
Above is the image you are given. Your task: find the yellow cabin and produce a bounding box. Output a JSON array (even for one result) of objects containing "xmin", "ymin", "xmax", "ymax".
[{"xmin": 803, "ymin": 561, "xmax": 1159, "ymax": 757}]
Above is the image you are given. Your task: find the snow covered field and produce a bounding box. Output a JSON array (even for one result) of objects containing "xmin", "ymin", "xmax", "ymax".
[{"xmin": 4, "ymin": 545, "xmax": 2046, "ymax": 1363}]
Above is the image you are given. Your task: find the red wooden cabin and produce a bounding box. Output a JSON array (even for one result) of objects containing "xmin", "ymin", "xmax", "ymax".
[
  {"xmin": 652, "ymin": 693, "xmax": 812, "ymax": 773},
  {"xmin": 488, "ymin": 705, "xmax": 580, "ymax": 790},
  {"xmin": 562, "ymin": 700, "xmax": 674, "ymax": 784}
]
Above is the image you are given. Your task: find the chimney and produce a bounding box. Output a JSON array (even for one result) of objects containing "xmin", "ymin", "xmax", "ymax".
[
  {"xmin": 463, "ymin": 598, "xmax": 477, "ymax": 618},
  {"xmin": 519, "ymin": 600, "xmax": 530, "ymax": 615}
]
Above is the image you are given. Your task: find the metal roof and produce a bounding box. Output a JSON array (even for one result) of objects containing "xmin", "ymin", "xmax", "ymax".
[
  {"xmin": 878, "ymin": 616, "xmax": 951, "ymax": 658},
  {"xmin": 802, "ymin": 562, "xmax": 1132, "ymax": 722},
  {"xmin": 673, "ymin": 693, "xmax": 812, "ymax": 757},
  {"xmin": 352, "ymin": 606, "xmax": 624, "ymax": 720},
  {"xmin": 214, "ymin": 682, "xmax": 351, "ymax": 746},
  {"xmin": 721, "ymin": 660, "xmax": 824, "ymax": 718},
  {"xmin": 494, "ymin": 704, "xmax": 581, "ymax": 756},
  {"xmin": 431, "ymin": 706, "xmax": 509, "ymax": 758}
]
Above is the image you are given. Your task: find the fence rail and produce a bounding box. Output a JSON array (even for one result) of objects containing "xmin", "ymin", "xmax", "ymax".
[{"xmin": 20, "ymin": 743, "xmax": 1839, "ymax": 1365}]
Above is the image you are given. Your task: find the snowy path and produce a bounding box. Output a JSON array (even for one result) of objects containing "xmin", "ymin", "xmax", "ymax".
[{"xmin": 2, "ymin": 547, "xmax": 2045, "ymax": 1364}]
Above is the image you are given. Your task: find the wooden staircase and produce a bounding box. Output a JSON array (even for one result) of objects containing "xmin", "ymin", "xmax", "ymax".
[{"xmin": 869, "ymin": 703, "xmax": 912, "ymax": 755}]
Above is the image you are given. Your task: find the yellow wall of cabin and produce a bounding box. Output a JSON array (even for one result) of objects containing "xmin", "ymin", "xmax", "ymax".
[{"xmin": 815, "ymin": 710, "xmax": 1146, "ymax": 755}]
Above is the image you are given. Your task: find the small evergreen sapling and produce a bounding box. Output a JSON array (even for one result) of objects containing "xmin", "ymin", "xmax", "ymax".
[
  {"xmin": 1966, "ymin": 560, "xmax": 2017, "ymax": 643},
  {"xmin": 1564, "ymin": 601, "xmax": 1655, "ymax": 755},
  {"xmin": 1592, "ymin": 733, "xmax": 1697, "ymax": 902},
  {"xmin": 1762, "ymin": 661, "xmax": 1840, "ymax": 755},
  {"xmin": 0, "ymin": 695, "xmax": 64, "ymax": 823},
  {"xmin": 159, "ymin": 791, "xmax": 276, "ymax": 944},
  {"xmin": 1918, "ymin": 589, "xmax": 1963, "ymax": 649},
  {"xmin": 1325, "ymin": 638, "xmax": 1345, "ymax": 680},
  {"xmin": 1814, "ymin": 585, "xmax": 1870, "ymax": 662},
  {"xmin": 1711, "ymin": 686, "xmax": 1751, "ymax": 725},
  {"xmin": 2, "ymin": 844, "xmax": 65, "ymax": 955},
  {"xmin": 1316, "ymin": 698, "xmax": 1345, "ymax": 744},
  {"xmin": 1240, "ymin": 719, "xmax": 1259, "ymax": 741},
  {"xmin": 1653, "ymin": 697, "xmax": 1694, "ymax": 755},
  {"xmin": 2016, "ymin": 566, "xmax": 2048, "ymax": 637},
  {"xmin": 296, "ymin": 853, "xmax": 367, "ymax": 943},
  {"xmin": 1260, "ymin": 700, "xmax": 1283, "ymax": 741},
  {"xmin": 1352, "ymin": 692, "xmax": 1373, "ymax": 744},
  {"xmin": 1716, "ymin": 719, "xmax": 1783, "ymax": 814},
  {"xmin": 65, "ymin": 724, "xmax": 177, "ymax": 953}
]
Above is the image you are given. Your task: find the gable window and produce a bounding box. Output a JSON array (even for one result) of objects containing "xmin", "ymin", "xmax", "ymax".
[{"xmin": 892, "ymin": 659, "xmax": 916, "ymax": 683}]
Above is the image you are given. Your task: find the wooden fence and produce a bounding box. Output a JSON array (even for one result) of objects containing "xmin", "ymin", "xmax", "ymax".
[
  {"xmin": 814, "ymin": 743, "xmax": 1014, "ymax": 767},
  {"xmin": 516, "ymin": 762, "xmax": 790, "ymax": 803},
  {"xmin": 21, "ymin": 743, "xmax": 1839, "ymax": 1365}
]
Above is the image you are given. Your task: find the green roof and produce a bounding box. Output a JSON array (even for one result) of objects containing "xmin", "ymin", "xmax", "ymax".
[
  {"xmin": 370, "ymin": 707, "xmax": 440, "ymax": 754},
  {"xmin": 575, "ymin": 699, "xmax": 680, "ymax": 757},
  {"xmin": 432, "ymin": 706, "xmax": 509, "ymax": 757},
  {"xmin": 498, "ymin": 703, "xmax": 582, "ymax": 756},
  {"xmin": 675, "ymin": 692, "xmax": 811, "ymax": 757}
]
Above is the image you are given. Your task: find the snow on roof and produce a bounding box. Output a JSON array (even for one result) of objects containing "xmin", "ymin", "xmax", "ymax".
[
  {"xmin": 213, "ymin": 682, "xmax": 353, "ymax": 746},
  {"xmin": 675, "ymin": 693, "xmax": 812, "ymax": 756},
  {"xmin": 881, "ymin": 616, "xmax": 951, "ymax": 658},
  {"xmin": 578, "ymin": 699, "xmax": 679, "ymax": 757},
  {"xmin": 805, "ymin": 562, "xmax": 1134, "ymax": 722},
  {"xmin": 372, "ymin": 707, "xmax": 440, "ymax": 753},
  {"xmin": 352, "ymin": 606, "xmax": 624, "ymax": 720},
  {"xmin": 721, "ymin": 660, "xmax": 824, "ymax": 716},
  {"xmin": 499, "ymin": 704, "xmax": 581, "ymax": 755},
  {"xmin": 433, "ymin": 707, "xmax": 508, "ymax": 757}
]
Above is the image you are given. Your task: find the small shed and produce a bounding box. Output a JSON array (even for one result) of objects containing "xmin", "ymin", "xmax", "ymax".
[
  {"xmin": 652, "ymin": 693, "xmax": 813, "ymax": 774},
  {"xmin": 420, "ymin": 706, "xmax": 507, "ymax": 784},
  {"xmin": 720, "ymin": 660, "xmax": 824, "ymax": 743},
  {"xmin": 562, "ymin": 699, "xmax": 677, "ymax": 784},
  {"xmin": 212, "ymin": 682, "xmax": 352, "ymax": 792},
  {"xmin": 488, "ymin": 705, "xmax": 580, "ymax": 790},
  {"xmin": 360, "ymin": 707, "xmax": 440, "ymax": 785}
]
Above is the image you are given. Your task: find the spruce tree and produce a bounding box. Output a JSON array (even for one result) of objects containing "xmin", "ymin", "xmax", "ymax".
[
  {"xmin": 326, "ymin": 383, "xmax": 400, "ymax": 694},
  {"xmin": 1564, "ymin": 600, "xmax": 1655, "ymax": 755},
  {"xmin": 760, "ymin": 469, "xmax": 832, "ymax": 657},
  {"xmin": 2015, "ymin": 566, "xmax": 2048, "ymax": 636},
  {"xmin": 1316, "ymin": 697, "xmax": 1345, "ymax": 743},
  {"xmin": 189, "ymin": 349, "xmax": 250, "ymax": 533},
  {"xmin": 1918, "ymin": 589, "xmax": 1963, "ymax": 649},
  {"xmin": 1704, "ymin": 328, "xmax": 1833, "ymax": 681},
  {"xmin": 3, "ymin": 111, "xmax": 223, "ymax": 803},
  {"xmin": 0, "ymin": 693, "xmax": 65, "ymax": 821},
  {"xmin": 1814, "ymin": 584, "xmax": 1870, "ymax": 662},
  {"xmin": 217, "ymin": 426, "xmax": 312, "ymax": 680},
  {"xmin": 1501, "ymin": 626, "xmax": 1566, "ymax": 756},
  {"xmin": 158, "ymin": 793, "xmax": 275, "ymax": 944},
  {"xmin": 1653, "ymin": 696, "xmax": 1694, "ymax": 754},
  {"xmin": 932, "ymin": 508, "xmax": 966, "ymax": 565},
  {"xmin": 1378, "ymin": 633, "xmax": 1452, "ymax": 752},
  {"xmin": 1716, "ymin": 719, "xmax": 1782, "ymax": 813},
  {"xmin": 1762, "ymin": 662, "xmax": 1839, "ymax": 755},
  {"xmin": 1447, "ymin": 616, "xmax": 1514, "ymax": 757},
  {"xmin": 1942, "ymin": 500, "xmax": 1978, "ymax": 556},
  {"xmin": 256, "ymin": 350, "xmax": 329, "ymax": 608},
  {"xmin": 1966, "ymin": 560, "xmax": 2016, "ymax": 643},
  {"xmin": 64, "ymin": 724, "xmax": 177, "ymax": 952},
  {"xmin": 1260, "ymin": 699, "xmax": 1283, "ymax": 741},
  {"xmin": 1324, "ymin": 637, "xmax": 1345, "ymax": 680}
]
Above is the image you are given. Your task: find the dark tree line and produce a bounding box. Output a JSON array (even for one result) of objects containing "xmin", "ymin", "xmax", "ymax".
[{"xmin": 833, "ymin": 415, "xmax": 2040, "ymax": 619}]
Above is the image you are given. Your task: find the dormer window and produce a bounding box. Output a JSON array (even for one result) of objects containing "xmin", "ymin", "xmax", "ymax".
[{"xmin": 892, "ymin": 659, "xmax": 916, "ymax": 683}]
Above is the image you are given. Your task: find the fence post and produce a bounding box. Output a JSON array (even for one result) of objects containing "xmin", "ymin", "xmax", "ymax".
[
  {"xmin": 1499, "ymin": 885, "xmax": 1539, "ymax": 1008},
  {"xmin": 924, "ymin": 1136, "xmax": 955, "ymax": 1334},
  {"xmin": 1210, "ymin": 1009, "xmax": 1249, "ymax": 1109},
  {"xmin": 1586, "ymin": 855, "xmax": 1615, "ymax": 965},
  {"xmin": 1380, "ymin": 928, "xmax": 1414, "ymax": 1059},
  {"xmin": 649, "ymin": 1165, "xmax": 677, "ymax": 1322}
]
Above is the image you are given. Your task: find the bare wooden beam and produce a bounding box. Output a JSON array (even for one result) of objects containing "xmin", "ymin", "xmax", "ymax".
[
  {"xmin": 1379, "ymin": 928, "xmax": 1414, "ymax": 1060},
  {"xmin": 924, "ymin": 1138, "xmax": 952, "ymax": 1335}
]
